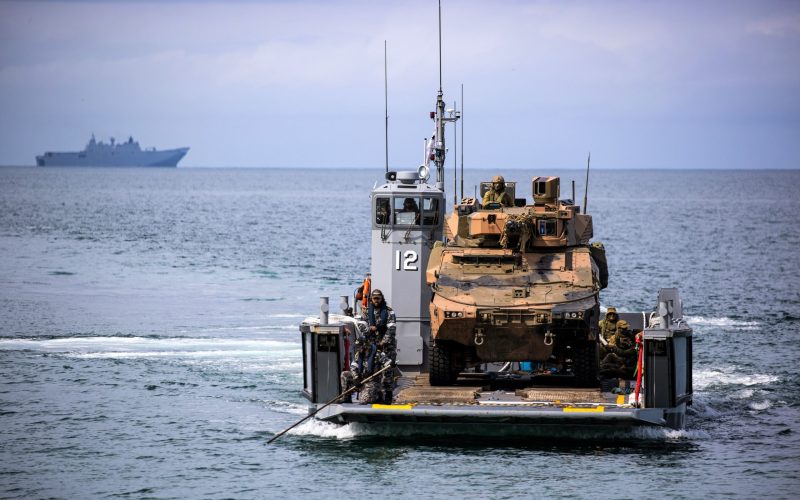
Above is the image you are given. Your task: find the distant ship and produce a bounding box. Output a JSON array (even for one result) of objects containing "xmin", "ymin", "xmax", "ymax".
[{"xmin": 36, "ymin": 135, "xmax": 189, "ymax": 167}]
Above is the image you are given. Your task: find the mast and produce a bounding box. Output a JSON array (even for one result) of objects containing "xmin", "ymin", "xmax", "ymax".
[
  {"xmin": 384, "ymin": 40, "xmax": 389, "ymax": 173},
  {"xmin": 460, "ymin": 83, "xmax": 464, "ymax": 201},
  {"xmin": 434, "ymin": 0, "xmax": 446, "ymax": 190},
  {"xmin": 453, "ymin": 100, "xmax": 457, "ymax": 206}
]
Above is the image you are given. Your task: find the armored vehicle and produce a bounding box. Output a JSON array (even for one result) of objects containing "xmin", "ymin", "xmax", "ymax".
[{"xmin": 426, "ymin": 176, "xmax": 608, "ymax": 386}]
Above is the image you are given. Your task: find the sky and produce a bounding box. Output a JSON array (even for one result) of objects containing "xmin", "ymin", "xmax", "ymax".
[{"xmin": 0, "ymin": 0, "xmax": 798, "ymax": 169}]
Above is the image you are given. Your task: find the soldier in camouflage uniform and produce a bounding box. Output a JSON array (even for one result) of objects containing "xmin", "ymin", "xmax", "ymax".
[
  {"xmin": 598, "ymin": 307, "xmax": 638, "ymax": 379},
  {"xmin": 339, "ymin": 289, "xmax": 396, "ymax": 404},
  {"xmin": 482, "ymin": 175, "xmax": 513, "ymax": 207}
]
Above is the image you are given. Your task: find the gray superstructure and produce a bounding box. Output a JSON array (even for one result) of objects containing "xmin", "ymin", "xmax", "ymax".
[{"xmin": 36, "ymin": 135, "xmax": 189, "ymax": 167}]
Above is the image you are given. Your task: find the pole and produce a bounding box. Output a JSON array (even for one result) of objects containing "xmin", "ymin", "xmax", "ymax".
[
  {"xmin": 267, "ymin": 364, "xmax": 393, "ymax": 444},
  {"xmin": 460, "ymin": 84, "xmax": 464, "ymax": 201},
  {"xmin": 384, "ymin": 40, "xmax": 389, "ymax": 173},
  {"xmin": 583, "ymin": 152, "xmax": 591, "ymax": 214},
  {"xmin": 453, "ymin": 100, "xmax": 457, "ymax": 206},
  {"xmin": 438, "ymin": 0, "xmax": 442, "ymax": 92}
]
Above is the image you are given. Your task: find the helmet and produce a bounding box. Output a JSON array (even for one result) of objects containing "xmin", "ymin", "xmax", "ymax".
[
  {"xmin": 492, "ymin": 175, "xmax": 505, "ymax": 183},
  {"xmin": 606, "ymin": 307, "xmax": 617, "ymax": 314},
  {"xmin": 617, "ymin": 319, "xmax": 630, "ymax": 330}
]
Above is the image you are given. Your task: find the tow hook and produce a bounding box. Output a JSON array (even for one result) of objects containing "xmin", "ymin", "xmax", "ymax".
[
  {"xmin": 474, "ymin": 330, "xmax": 485, "ymax": 346},
  {"xmin": 544, "ymin": 330, "xmax": 554, "ymax": 346}
]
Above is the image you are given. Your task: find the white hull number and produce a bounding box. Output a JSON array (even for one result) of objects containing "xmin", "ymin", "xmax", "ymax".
[{"xmin": 395, "ymin": 250, "xmax": 419, "ymax": 271}]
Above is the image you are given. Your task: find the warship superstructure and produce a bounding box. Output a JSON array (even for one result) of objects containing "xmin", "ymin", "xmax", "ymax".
[{"xmin": 36, "ymin": 135, "xmax": 189, "ymax": 167}]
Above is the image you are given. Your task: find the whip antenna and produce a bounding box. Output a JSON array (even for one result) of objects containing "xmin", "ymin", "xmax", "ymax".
[
  {"xmin": 583, "ymin": 152, "xmax": 591, "ymax": 213},
  {"xmin": 384, "ymin": 40, "xmax": 389, "ymax": 173},
  {"xmin": 438, "ymin": 0, "xmax": 442, "ymax": 92},
  {"xmin": 460, "ymin": 83, "xmax": 464, "ymax": 201},
  {"xmin": 453, "ymin": 99, "xmax": 457, "ymax": 206}
]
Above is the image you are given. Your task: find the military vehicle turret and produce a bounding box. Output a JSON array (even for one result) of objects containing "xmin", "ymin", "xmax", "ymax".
[{"xmin": 426, "ymin": 176, "xmax": 608, "ymax": 386}]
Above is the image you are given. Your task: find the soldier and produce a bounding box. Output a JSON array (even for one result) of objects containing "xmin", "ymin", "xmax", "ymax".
[
  {"xmin": 599, "ymin": 308, "xmax": 638, "ymax": 379},
  {"xmin": 598, "ymin": 307, "xmax": 620, "ymax": 340},
  {"xmin": 482, "ymin": 175, "xmax": 513, "ymax": 207},
  {"xmin": 339, "ymin": 289, "xmax": 396, "ymax": 404}
]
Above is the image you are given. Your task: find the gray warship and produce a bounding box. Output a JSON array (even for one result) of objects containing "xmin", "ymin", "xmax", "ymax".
[
  {"xmin": 36, "ymin": 135, "xmax": 189, "ymax": 167},
  {"xmin": 293, "ymin": 8, "xmax": 692, "ymax": 437}
]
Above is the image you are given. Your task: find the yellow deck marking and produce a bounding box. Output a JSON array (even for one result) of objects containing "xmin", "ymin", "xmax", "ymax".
[
  {"xmin": 563, "ymin": 406, "xmax": 605, "ymax": 413},
  {"xmin": 371, "ymin": 404, "xmax": 413, "ymax": 410},
  {"xmin": 616, "ymin": 395, "xmax": 625, "ymax": 405}
]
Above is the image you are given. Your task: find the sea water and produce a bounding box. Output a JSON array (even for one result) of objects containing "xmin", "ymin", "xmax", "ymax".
[{"xmin": 1, "ymin": 166, "xmax": 798, "ymax": 498}]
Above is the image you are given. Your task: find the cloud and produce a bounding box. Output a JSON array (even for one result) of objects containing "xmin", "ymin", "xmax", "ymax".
[{"xmin": 0, "ymin": 0, "xmax": 799, "ymax": 168}]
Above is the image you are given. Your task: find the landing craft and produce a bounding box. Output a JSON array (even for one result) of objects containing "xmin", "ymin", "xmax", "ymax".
[{"xmin": 290, "ymin": 3, "xmax": 692, "ymax": 439}]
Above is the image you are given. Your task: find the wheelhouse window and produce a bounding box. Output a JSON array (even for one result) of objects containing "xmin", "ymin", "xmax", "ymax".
[
  {"xmin": 394, "ymin": 197, "xmax": 420, "ymax": 225},
  {"xmin": 375, "ymin": 197, "xmax": 390, "ymax": 225},
  {"xmin": 422, "ymin": 197, "xmax": 440, "ymax": 226}
]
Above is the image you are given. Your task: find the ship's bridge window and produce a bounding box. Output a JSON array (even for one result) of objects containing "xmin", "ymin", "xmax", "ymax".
[
  {"xmin": 422, "ymin": 197, "xmax": 440, "ymax": 226},
  {"xmin": 394, "ymin": 197, "xmax": 420, "ymax": 225},
  {"xmin": 375, "ymin": 197, "xmax": 390, "ymax": 225}
]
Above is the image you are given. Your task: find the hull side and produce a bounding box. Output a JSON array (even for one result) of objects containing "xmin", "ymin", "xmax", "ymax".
[{"xmin": 36, "ymin": 147, "xmax": 189, "ymax": 167}]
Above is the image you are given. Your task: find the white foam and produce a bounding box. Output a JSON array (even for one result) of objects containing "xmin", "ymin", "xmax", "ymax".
[
  {"xmin": 732, "ymin": 388, "xmax": 755, "ymax": 400},
  {"xmin": 749, "ymin": 400, "xmax": 772, "ymax": 411},
  {"xmin": 684, "ymin": 315, "xmax": 760, "ymax": 330},
  {"xmin": 0, "ymin": 336, "xmax": 301, "ymax": 362},
  {"xmin": 281, "ymin": 419, "xmax": 709, "ymax": 441},
  {"xmin": 288, "ymin": 419, "xmax": 360, "ymax": 439},
  {"xmin": 694, "ymin": 367, "xmax": 779, "ymax": 390},
  {"xmin": 265, "ymin": 401, "xmax": 308, "ymax": 416}
]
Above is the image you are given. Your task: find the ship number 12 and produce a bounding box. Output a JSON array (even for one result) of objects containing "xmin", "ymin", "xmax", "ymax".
[{"xmin": 395, "ymin": 250, "xmax": 419, "ymax": 271}]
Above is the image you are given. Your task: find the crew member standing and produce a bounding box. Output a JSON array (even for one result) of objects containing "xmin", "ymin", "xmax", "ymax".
[{"xmin": 340, "ymin": 289, "xmax": 396, "ymax": 404}]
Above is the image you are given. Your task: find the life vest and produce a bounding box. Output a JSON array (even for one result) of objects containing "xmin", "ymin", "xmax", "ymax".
[{"xmin": 361, "ymin": 276, "xmax": 371, "ymax": 309}]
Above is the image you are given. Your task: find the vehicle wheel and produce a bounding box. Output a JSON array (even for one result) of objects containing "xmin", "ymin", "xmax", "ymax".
[
  {"xmin": 429, "ymin": 342, "xmax": 459, "ymax": 386},
  {"xmin": 573, "ymin": 340, "xmax": 599, "ymax": 387}
]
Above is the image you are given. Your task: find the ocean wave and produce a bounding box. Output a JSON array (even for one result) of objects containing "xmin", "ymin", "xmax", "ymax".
[
  {"xmin": 188, "ymin": 324, "xmax": 299, "ymax": 333},
  {"xmin": 288, "ymin": 419, "xmax": 360, "ymax": 439},
  {"xmin": 748, "ymin": 400, "xmax": 772, "ymax": 411},
  {"xmin": 263, "ymin": 400, "xmax": 308, "ymax": 416},
  {"xmin": 694, "ymin": 367, "xmax": 779, "ymax": 390},
  {"xmin": 69, "ymin": 350, "xmax": 301, "ymax": 360},
  {"xmin": 732, "ymin": 388, "xmax": 755, "ymax": 400},
  {"xmin": 684, "ymin": 315, "xmax": 760, "ymax": 329},
  {"xmin": 687, "ymin": 396, "xmax": 721, "ymax": 418},
  {"xmin": 283, "ymin": 419, "xmax": 708, "ymax": 441},
  {"xmin": 0, "ymin": 336, "xmax": 300, "ymax": 358}
]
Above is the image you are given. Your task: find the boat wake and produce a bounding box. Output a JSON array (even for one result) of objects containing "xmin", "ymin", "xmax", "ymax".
[
  {"xmin": 684, "ymin": 315, "xmax": 760, "ymax": 330},
  {"xmin": 694, "ymin": 365, "xmax": 779, "ymax": 390},
  {"xmin": 0, "ymin": 335, "xmax": 300, "ymax": 363},
  {"xmin": 285, "ymin": 418, "xmax": 708, "ymax": 442}
]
